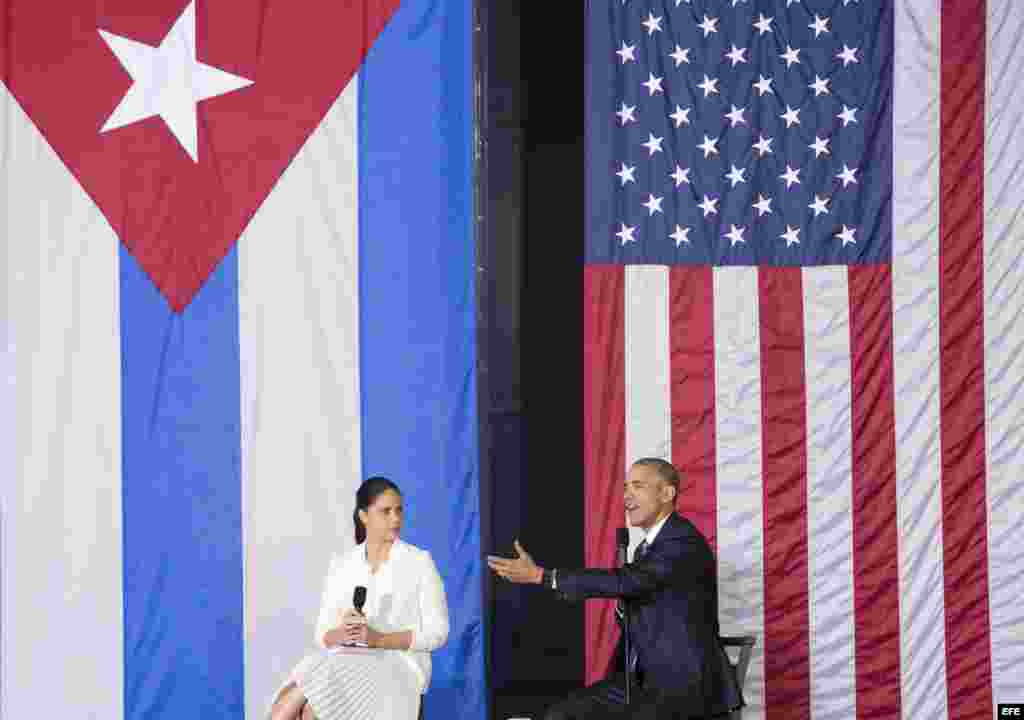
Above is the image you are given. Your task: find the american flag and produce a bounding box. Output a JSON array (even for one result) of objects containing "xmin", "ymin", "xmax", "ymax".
[{"xmin": 584, "ymin": 2, "xmax": 1024, "ymax": 720}]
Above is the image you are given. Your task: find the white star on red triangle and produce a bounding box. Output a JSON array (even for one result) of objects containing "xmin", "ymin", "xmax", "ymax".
[{"xmin": 99, "ymin": 1, "xmax": 253, "ymax": 162}]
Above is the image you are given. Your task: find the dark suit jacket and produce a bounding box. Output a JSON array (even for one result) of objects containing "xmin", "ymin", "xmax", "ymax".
[{"xmin": 556, "ymin": 512, "xmax": 742, "ymax": 718}]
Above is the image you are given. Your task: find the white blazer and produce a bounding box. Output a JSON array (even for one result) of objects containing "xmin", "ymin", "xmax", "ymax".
[{"xmin": 314, "ymin": 538, "xmax": 450, "ymax": 692}]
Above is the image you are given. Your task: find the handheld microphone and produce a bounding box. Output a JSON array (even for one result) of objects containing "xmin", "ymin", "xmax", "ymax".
[
  {"xmin": 342, "ymin": 586, "xmax": 369, "ymax": 647},
  {"xmin": 616, "ymin": 527, "xmax": 632, "ymax": 705},
  {"xmin": 615, "ymin": 528, "xmax": 629, "ymax": 615},
  {"xmin": 616, "ymin": 527, "xmax": 630, "ymax": 567}
]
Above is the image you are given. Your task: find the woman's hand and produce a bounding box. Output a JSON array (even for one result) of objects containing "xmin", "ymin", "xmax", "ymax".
[
  {"xmin": 340, "ymin": 609, "xmax": 365, "ymax": 629},
  {"xmin": 342, "ymin": 619, "xmax": 381, "ymax": 648},
  {"xmin": 340, "ymin": 609, "xmax": 368, "ymax": 645},
  {"xmin": 335, "ymin": 608, "xmax": 408, "ymax": 649}
]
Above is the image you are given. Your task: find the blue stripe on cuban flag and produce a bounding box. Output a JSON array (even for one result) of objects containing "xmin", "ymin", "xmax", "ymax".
[
  {"xmin": 120, "ymin": 245, "xmax": 245, "ymax": 718},
  {"xmin": 361, "ymin": 1, "xmax": 486, "ymax": 719},
  {"xmin": 118, "ymin": 2, "xmax": 483, "ymax": 720}
]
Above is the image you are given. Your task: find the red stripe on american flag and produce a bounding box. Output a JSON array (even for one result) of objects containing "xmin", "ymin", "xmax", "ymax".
[
  {"xmin": 848, "ymin": 265, "xmax": 902, "ymax": 720},
  {"xmin": 583, "ymin": 265, "xmax": 627, "ymax": 685},
  {"xmin": 758, "ymin": 267, "xmax": 811, "ymax": 720},
  {"xmin": 669, "ymin": 267, "xmax": 717, "ymax": 552},
  {"xmin": 939, "ymin": 2, "xmax": 994, "ymax": 719}
]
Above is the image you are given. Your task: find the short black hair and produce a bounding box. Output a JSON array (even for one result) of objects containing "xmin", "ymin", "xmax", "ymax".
[{"xmin": 631, "ymin": 457, "xmax": 681, "ymax": 496}]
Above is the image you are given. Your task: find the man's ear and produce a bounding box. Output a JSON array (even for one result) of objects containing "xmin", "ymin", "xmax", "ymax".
[{"xmin": 662, "ymin": 482, "xmax": 677, "ymax": 504}]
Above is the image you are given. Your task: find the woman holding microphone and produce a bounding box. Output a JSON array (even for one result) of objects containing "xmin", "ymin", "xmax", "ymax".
[{"xmin": 270, "ymin": 477, "xmax": 450, "ymax": 720}]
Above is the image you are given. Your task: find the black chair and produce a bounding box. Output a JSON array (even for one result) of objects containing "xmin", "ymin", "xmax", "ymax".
[{"xmin": 720, "ymin": 635, "xmax": 756, "ymax": 720}]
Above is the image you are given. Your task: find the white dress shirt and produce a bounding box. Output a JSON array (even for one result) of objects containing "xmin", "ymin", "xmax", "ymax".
[
  {"xmin": 631, "ymin": 511, "xmax": 671, "ymax": 561},
  {"xmin": 314, "ymin": 538, "xmax": 449, "ymax": 692},
  {"xmin": 643, "ymin": 511, "xmax": 671, "ymax": 543}
]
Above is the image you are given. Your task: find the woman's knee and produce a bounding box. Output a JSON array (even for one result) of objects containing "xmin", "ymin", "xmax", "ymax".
[
  {"xmin": 271, "ymin": 682, "xmax": 298, "ymax": 707},
  {"xmin": 270, "ymin": 684, "xmax": 306, "ymax": 720}
]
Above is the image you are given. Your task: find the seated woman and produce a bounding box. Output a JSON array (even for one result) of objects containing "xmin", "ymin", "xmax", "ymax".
[{"xmin": 270, "ymin": 477, "xmax": 450, "ymax": 720}]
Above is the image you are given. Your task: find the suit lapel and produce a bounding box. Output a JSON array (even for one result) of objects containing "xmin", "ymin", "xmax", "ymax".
[{"xmin": 647, "ymin": 511, "xmax": 685, "ymax": 554}]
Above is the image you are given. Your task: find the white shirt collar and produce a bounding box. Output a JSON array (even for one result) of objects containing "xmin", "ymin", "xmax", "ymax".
[
  {"xmin": 643, "ymin": 511, "xmax": 672, "ymax": 545},
  {"xmin": 358, "ymin": 537, "xmax": 404, "ymax": 564}
]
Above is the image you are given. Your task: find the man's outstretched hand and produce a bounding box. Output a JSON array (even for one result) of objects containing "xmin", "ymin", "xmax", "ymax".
[{"xmin": 487, "ymin": 540, "xmax": 544, "ymax": 584}]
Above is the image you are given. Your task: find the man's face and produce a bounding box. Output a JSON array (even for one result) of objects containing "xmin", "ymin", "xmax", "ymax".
[{"xmin": 623, "ymin": 464, "xmax": 674, "ymax": 530}]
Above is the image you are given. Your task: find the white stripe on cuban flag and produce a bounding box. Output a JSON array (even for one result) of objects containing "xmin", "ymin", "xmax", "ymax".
[
  {"xmin": 984, "ymin": 0, "xmax": 1024, "ymax": 707},
  {"xmin": 238, "ymin": 76, "xmax": 363, "ymax": 715},
  {"xmin": 0, "ymin": 86, "xmax": 124, "ymax": 719}
]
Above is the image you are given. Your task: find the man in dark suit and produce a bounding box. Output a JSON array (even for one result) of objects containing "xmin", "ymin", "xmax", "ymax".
[{"xmin": 487, "ymin": 458, "xmax": 742, "ymax": 719}]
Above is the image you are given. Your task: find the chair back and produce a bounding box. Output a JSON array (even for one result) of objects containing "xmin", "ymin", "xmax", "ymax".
[{"xmin": 720, "ymin": 635, "xmax": 756, "ymax": 720}]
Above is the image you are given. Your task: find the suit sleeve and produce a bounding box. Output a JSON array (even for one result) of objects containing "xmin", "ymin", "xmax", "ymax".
[{"xmin": 555, "ymin": 533, "xmax": 712, "ymax": 602}]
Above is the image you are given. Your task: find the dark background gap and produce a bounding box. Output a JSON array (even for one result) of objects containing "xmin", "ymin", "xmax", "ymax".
[{"xmin": 477, "ymin": 1, "xmax": 587, "ymax": 717}]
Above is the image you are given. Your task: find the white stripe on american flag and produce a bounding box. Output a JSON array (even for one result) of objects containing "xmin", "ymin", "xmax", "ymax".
[
  {"xmin": 713, "ymin": 267, "xmax": 765, "ymax": 720},
  {"xmin": 802, "ymin": 267, "xmax": 856, "ymax": 720},
  {"xmin": 893, "ymin": 2, "xmax": 949, "ymax": 719},
  {"xmin": 984, "ymin": 0, "xmax": 1024, "ymax": 706},
  {"xmin": 625, "ymin": 265, "xmax": 672, "ymax": 553}
]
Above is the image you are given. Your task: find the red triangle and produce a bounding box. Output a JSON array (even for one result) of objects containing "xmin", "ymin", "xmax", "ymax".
[{"xmin": 0, "ymin": 0, "xmax": 401, "ymax": 311}]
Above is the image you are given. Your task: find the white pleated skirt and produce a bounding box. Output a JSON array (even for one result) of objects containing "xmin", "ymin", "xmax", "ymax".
[{"xmin": 279, "ymin": 648, "xmax": 421, "ymax": 720}]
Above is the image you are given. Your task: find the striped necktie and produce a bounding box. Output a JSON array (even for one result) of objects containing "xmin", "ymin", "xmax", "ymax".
[{"xmin": 634, "ymin": 538, "xmax": 649, "ymax": 562}]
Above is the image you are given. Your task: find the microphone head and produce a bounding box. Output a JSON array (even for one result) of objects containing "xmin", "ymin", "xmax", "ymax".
[
  {"xmin": 616, "ymin": 527, "xmax": 630, "ymax": 548},
  {"xmin": 353, "ymin": 585, "xmax": 367, "ymax": 612}
]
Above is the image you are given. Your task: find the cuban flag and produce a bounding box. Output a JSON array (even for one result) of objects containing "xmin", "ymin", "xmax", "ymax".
[{"xmin": 0, "ymin": 2, "xmax": 485, "ymax": 719}]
